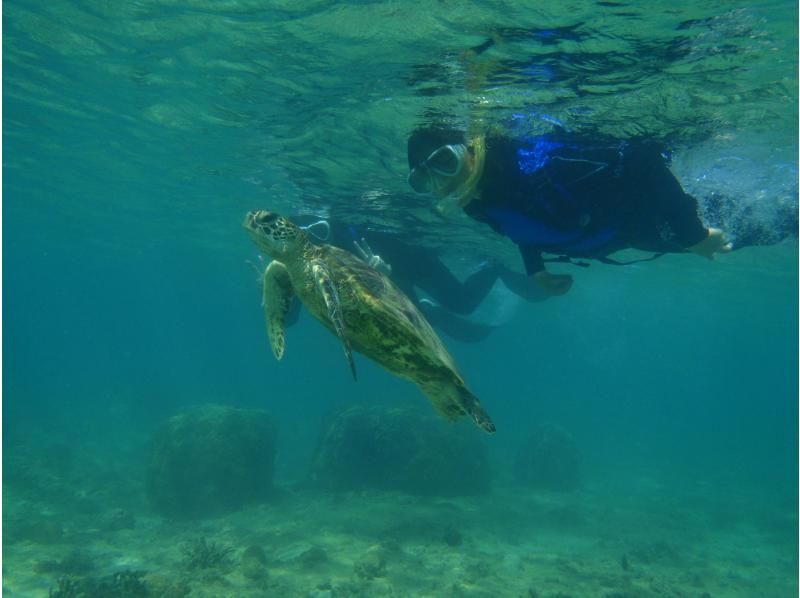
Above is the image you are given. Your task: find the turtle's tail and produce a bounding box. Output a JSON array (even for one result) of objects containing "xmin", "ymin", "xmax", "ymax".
[{"xmin": 458, "ymin": 387, "xmax": 496, "ymax": 434}]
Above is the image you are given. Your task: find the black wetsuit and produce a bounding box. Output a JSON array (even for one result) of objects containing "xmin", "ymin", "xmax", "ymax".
[{"xmin": 465, "ymin": 133, "xmax": 709, "ymax": 275}]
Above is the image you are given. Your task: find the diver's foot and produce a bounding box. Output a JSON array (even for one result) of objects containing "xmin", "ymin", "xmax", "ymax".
[
  {"xmin": 531, "ymin": 271, "xmax": 573, "ymax": 296},
  {"xmin": 688, "ymin": 228, "xmax": 733, "ymax": 260},
  {"xmin": 418, "ymin": 298, "xmax": 439, "ymax": 310}
]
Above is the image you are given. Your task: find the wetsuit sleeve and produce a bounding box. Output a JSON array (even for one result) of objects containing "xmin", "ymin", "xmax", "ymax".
[
  {"xmin": 634, "ymin": 149, "xmax": 708, "ymax": 248},
  {"xmin": 664, "ymin": 192, "xmax": 708, "ymax": 247},
  {"xmin": 519, "ymin": 245, "xmax": 545, "ymax": 275}
]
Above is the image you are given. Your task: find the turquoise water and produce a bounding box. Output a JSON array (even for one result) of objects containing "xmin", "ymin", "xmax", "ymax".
[{"xmin": 3, "ymin": 1, "xmax": 798, "ymax": 596}]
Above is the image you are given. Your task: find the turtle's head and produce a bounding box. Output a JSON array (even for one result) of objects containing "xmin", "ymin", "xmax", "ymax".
[{"xmin": 243, "ymin": 210, "xmax": 306, "ymax": 258}]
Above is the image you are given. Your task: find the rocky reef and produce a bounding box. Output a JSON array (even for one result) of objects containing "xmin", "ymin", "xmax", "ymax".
[
  {"xmin": 309, "ymin": 404, "xmax": 490, "ymax": 496},
  {"xmin": 146, "ymin": 404, "xmax": 275, "ymax": 518}
]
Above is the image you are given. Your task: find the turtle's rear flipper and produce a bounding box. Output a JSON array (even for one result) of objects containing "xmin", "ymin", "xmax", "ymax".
[
  {"xmin": 262, "ymin": 260, "xmax": 294, "ymax": 360},
  {"xmin": 458, "ymin": 387, "xmax": 496, "ymax": 434},
  {"xmin": 418, "ymin": 381, "xmax": 495, "ymax": 434},
  {"xmin": 312, "ymin": 262, "xmax": 357, "ymax": 381}
]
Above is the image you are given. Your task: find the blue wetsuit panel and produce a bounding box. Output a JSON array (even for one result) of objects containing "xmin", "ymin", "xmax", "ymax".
[
  {"xmin": 485, "ymin": 207, "xmax": 617, "ymax": 253},
  {"xmin": 564, "ymin": 227, "xmax": 617, "ymax": 252},
  {"xmin": 516, "ymin": 138, "xmax": 572, "ymax": 174},
  {"xmin": 485, "ymin": 207, "xmax": 582, "ymax": 245}
]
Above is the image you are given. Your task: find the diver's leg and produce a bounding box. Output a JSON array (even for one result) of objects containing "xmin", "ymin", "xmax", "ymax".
[
  {"xmin": 416, "ymin": 258, "xmax": 500, "ymax": 315},
  {"xmin": 459, "ymin": 261, "xmax": 503, "ymax": 312},
  {"xmin": 419, "ymin": 300, "xmax": 495, "ymax": 343}
]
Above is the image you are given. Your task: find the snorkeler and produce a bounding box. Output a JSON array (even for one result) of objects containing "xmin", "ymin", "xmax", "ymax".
[
  {"xmin": 286, "ymin": 215, "xmax": 549, "ymax": 342},
  {"xmin": 406, "ymin": 125, "xmax": 732, "ymax": 296}
]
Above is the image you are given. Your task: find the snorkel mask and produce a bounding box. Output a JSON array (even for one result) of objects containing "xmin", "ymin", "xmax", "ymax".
[
  {"xmin": 407, "ymin": 144, "xmax": 467, "ymax": 194},
  {"xmin": 408, "ymin": 138, "xmax": 486, "ymax": 214}
]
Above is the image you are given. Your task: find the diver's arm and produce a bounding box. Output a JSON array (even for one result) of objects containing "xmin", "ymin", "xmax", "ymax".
[
  {"xmin": 645, "ymin": 170, "xmax": 733, "ymax": 259},
  {"xmin": 667, "ymin": 196, "xmax": 732, "ymax": 258}
]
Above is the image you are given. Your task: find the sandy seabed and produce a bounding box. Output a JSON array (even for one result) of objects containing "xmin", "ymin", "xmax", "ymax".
[{"xmin": 4, "ymin": 456, "xmax": 796, "ymax": 598}]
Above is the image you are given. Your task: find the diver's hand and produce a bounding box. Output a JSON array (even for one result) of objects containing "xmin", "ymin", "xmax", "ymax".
[
  {"xmin": 688, "ymin": 228, "xmax": 733, "ymax": 260},
  {"xmin": 353, "ymin": 238, "xmax": 392, "ymax": 276},
  {"xmin": 531, "ymin": 271, "xmax": 573, "ymax": 296}
]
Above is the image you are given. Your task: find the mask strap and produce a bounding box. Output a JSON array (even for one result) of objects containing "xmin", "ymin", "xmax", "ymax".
[{"xmin": 300, "ymin": 219, "xmax": 331, "ymax": 241}]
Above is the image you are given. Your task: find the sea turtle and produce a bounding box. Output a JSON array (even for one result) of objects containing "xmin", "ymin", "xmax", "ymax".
[{"xmin": 243, "ymin": 210, "xmax": 495, "ymax": 433}]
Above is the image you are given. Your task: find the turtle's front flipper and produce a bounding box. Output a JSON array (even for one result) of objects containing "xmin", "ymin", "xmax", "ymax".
[
  {"xmin": 311, "ymin": 262, "xmax": 357, "ymax": 381},
  {"xmin": 262, "ymin": 260, "xmax": 294, "ymax": 360}
]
